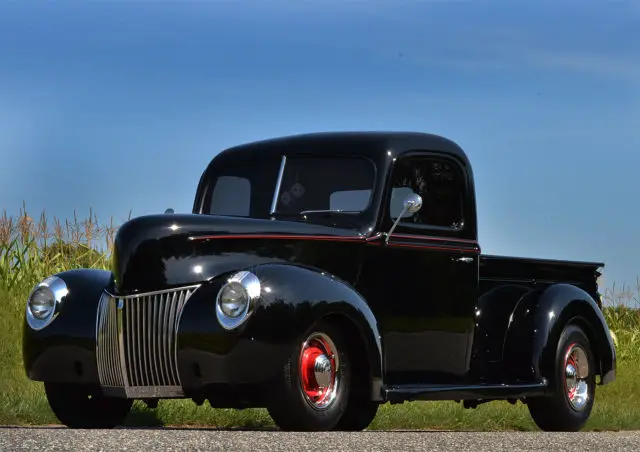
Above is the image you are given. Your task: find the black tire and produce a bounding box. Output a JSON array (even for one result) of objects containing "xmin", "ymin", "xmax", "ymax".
[
  {"xmin": 267, "ymin": 320, "xmax": 351, "ymax": 431},
  {"xmin": 527, "ymin": 324, "xmax": 596, "ymax": 432},
  {"xmin": 45, "ymin": 382, "xmax": 133, "ymax": 429},
  {"xmin": 335, "ymin": 396, "xmax": 379, "ymax": 431},
  {"xmin": 334, "ymin": 338, "xmax": 379, "ymax": 431}
]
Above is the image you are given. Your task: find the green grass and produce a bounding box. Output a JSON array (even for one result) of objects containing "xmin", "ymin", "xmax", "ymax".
[{"xmin": 1, "ymin": 206, "xmax": 639, "ymax": 430}]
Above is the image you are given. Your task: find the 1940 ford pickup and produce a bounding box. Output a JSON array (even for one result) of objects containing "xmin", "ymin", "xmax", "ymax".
[{"xmin": 23, "ymin": 131, "xmax": 616, "ymax": 432}]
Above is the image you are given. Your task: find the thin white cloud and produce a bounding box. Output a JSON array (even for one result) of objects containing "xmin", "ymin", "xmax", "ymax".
[
  {"xmin": 387, "ymin": 24, "xmax": 640, "ymax": 84},
  {"xmin": 524, "ymin": 52, "xmax": 640, "ymax": 80},
  {"xmin": 343, "ymin": 1, "xmax": 640, "ymax": 84}
]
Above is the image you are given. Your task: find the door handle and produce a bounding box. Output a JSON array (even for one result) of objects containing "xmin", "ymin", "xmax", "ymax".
[{"xmin": 452, "ymin": 256, "xmax": 474, "ymax": 263}]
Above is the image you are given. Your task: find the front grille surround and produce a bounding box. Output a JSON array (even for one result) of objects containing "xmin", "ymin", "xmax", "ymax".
[{"xmin": 96, "ymin": 284, "xmax": 200, "ymax": 398}]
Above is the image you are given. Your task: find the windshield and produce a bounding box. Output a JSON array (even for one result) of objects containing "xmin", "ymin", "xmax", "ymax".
[
  {"xmin": 273, "ymin": 156, "xmax": 375, "ymax": 216},
  {"xmin": 204, "ymin": 154, "xmax": 376, "ymax": 220}
]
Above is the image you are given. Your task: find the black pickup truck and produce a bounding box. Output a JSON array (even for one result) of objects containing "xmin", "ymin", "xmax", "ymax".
[{"xmin": 23, "ymin": 131, "xmax": 616, "ymax": 432}]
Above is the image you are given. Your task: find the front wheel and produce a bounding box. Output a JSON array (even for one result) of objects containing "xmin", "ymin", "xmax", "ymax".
[
  {"xmin": 527, "ymin": 324, "xmax": 596, "ymax": 431},
  {"xmin": 267, "ymin": 320, "xmax": 351, "ymax": 431},
  {"xmin": 335, "ymin": 396, "xmax": 379, "ymax": 431},
  {"xmin": 45, "ymin": 382, "xmax": 132, "ymax": 428}
]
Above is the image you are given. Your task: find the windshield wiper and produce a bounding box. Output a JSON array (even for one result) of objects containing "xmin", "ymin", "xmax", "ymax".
[
  {"xmin": 298, "ymin": 209, "xmax": 360, "ymax": 215},
  {"xmin": 271, "ymin": 210, "xmax": 361, "ymax": 228}
]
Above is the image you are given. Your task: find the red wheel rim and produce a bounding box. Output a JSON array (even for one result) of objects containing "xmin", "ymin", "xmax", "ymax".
[{"xmin": 299, "ymin": 332, "xmax": 339, "ymax": 410}]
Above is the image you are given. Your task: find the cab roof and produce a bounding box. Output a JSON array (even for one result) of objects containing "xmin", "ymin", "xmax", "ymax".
[{"xmin": 215, "ymin": 131, "xmax": 471, "ymax": 166}]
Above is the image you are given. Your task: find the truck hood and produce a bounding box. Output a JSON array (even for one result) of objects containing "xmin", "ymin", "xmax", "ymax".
[{"xmin": 111, "ymin": 213, "xmax": 369, "ymax": 294}]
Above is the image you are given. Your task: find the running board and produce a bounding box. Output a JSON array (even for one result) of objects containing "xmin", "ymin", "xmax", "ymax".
[{"xmin": 384, "ymin": 381, "xmax": 548, "ymax": 403}]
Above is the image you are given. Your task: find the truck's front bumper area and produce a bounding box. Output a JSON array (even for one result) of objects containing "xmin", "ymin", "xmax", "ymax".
[
  {"xmin": 95, "ymin": 336, "xmax": 292, "ymax": 400},
  {"xmin": 24, "ymin": 282, "xmax": 293, "ymax": 403},
  {"xmin": 25, "ymin": 344, "xmax": 100, "ymax": 385}
]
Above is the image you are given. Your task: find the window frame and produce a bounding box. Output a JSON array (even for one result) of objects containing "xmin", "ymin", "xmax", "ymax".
[
  {"xmin": 198, "ymin": 153, "xmax": 283, "ymax": 219},
  {"xmin": 383, "ymin": 151, "xmax": 469, "ymax": 235}
]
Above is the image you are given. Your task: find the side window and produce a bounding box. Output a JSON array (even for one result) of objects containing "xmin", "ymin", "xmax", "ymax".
[
  {"xmin": 209, "ymin": 176, "xmax": 251, "ymax": 217},
  {"xmin": 389, "ymin": 156, "xmax": 465, "ymax": 229}
]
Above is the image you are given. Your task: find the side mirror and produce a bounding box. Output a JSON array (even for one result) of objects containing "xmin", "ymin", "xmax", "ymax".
[
  {"xmin": 164, "ymin": 208, "xmax": 175, "ymax": 214},
  {"xmin": 403, "ymin": 193, "xmax": 423, "ymax": 214},
  {"xmin": 385, "ymin": 193, "xmax": 422, "ymax": 243}
]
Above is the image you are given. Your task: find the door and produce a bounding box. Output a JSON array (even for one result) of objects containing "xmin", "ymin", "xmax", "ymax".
[{"xmin": 358, "ymin": 153, "xmax": 479, "ymax": 385}]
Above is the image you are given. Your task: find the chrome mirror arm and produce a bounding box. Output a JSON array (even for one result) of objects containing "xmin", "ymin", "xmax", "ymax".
[
  {"xmin": 385, "ymin": 204, "xmax": 410, "ymax": 244},
  {"xmin": 384, "ymin": 193, "xmax": 423, "ymax": 244}
]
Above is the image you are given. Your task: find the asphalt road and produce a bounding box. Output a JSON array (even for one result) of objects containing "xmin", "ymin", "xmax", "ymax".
[{"xmin": 1, "ymin": 427, "xmax": 639, "ymax": 451}]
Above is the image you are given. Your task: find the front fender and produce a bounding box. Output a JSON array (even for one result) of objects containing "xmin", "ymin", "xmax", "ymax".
[
  {"xmin": 23, "ymin": 269, "xmax": 112, "ymax": 384},
  {"xmin": 252, "ymin": 263, "xmax": 383, "ymax": 381},
  {"xmin": 502, "ymin": 283, "xmax": 616, "ymax": 386},
  {"xmin": 176, "ymin": 263, "xmax": 383, "ymax": 398}
]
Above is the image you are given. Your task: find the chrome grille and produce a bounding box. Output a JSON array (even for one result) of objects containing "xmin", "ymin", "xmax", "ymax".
[{"xmin": 96, "ymin": 285, "xmax": 199, "ymax": 398}]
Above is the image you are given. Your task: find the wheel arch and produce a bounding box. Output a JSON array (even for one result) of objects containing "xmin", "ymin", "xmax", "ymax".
[
  {"xmin": 502, "ymin": 283, "xmax": 616, "ymax": 386},
  {"xmin": 545, "ymin": 302, "xmax": 616, "ymax": 386},
  {"xmin": 314, "ymin": 311, "xmax": 382, "ymax": 402},
  {"xmin": 249, "ymin": 263, "xmax": 384, "ymax": 401}
]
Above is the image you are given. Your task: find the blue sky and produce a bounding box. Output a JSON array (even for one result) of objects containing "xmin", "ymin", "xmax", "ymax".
[{"xmin": 0, "ymin": 1, "xmax": 638, "ymax": 296}]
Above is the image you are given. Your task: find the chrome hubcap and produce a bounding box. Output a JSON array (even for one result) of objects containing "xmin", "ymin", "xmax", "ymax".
[
  {"xmin": 564, "ymin": 343, "xmax": 590, "ymax": 411},
  {"xmin": 313, "ymin": 354, "xmax": 333, "ymax": 388},
  {"xmin": 299, "ymin": 332, "xmax": 339, "ymax": 410}
]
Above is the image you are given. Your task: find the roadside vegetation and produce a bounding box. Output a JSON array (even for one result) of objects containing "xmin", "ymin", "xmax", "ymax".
[{"xmin": 1, "ymin": 206, "xmax": 638, "ymax": 430}]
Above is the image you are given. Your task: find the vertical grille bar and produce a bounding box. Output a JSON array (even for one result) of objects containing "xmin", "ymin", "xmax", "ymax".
[
  {"xmin": 167, "ymin": 291, "xmax": 178, "ymax": 386},
  {"xmin": 109, "ymin": 296, "xmax": 120, "ymax": 385},
  {"xmin": 96, "ymin": 293, "xmax": 124, "ymax": 388},
  {"xmin": 161, "ymin": 292, "xmax": 172, "ymax": 385},
  {"xmin": 136, "ymin": 297, "xmax": 143, "ymax": 386},
  {"xmin": 151, "ymin": 296, "xmax": 160, "ymax": 385},
  {"xmin": 124, "ymin": 299, "xmax": 135, "ymax": 386}
]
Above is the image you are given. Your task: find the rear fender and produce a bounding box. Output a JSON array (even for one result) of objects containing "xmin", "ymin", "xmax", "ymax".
[{"xmin": 502, "ymin": 283, "xmax": 616, "ymax": 386}]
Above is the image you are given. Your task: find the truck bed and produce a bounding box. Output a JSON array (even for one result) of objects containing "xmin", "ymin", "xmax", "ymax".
[{"xmin": 479, "ymin": 254, "xmax": 604, "ymax": 305}]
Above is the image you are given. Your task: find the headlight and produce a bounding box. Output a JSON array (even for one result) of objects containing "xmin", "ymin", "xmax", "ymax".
[
  {"xmin": 29, "ymin": 286, "xmax": 55, "ymax": 320},
  {"xmin": 26, "ymin": 276, "xmax": 68, "ymax": 330},
  {"xmin": 216, "ymin": 271, "xmax": 260, "ymax": 330},
  {"xmin": 218, "ymin": 282, "xmax": 249, "ymax": 317}
]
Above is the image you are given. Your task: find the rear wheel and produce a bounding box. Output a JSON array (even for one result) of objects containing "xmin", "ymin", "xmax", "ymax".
[
  {"xmin": 527, "ymin": 324, "xmax": 596, "ymax": 431},
  {"xmin": 267, "ymin": 320, "xmax": 351, "ymax": 431},
  {"xmin": 45, "ymin": 382, "xmax": 132, "ymax": 428}
]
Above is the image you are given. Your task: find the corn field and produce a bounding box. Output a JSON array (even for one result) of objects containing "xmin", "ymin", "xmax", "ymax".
[{"xmin": 0, "ymin": 203, "xmax": 120, "ymax": 293}]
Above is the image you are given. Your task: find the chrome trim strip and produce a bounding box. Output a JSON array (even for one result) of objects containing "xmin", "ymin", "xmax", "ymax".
[
  {"xmin": 270, "ymin": 155, "xmax": 287, "ymax": 215},
  {"xmin": 101, "ymin": 385, "xmax": 186, "ymax": 399},
  {"xmin": 96, "ymin": 284, "xmax": 200, "ymax": 398},
  {"xmin": 117, "ymin": 294, "xmax": 129, "ymax": 389},
  {"xmin": 104, "ymin": 284, "xmax": 201, "ymax": 299}
]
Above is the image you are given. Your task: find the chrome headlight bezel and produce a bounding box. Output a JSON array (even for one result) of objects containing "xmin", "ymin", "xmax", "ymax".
[
  {"xmin": 216, "ymin": 271, "xmax": 261, "ymax": 330},
  {"xmin": 26, "ymin": 275, "xmax": 68, "ymax": 330}
]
